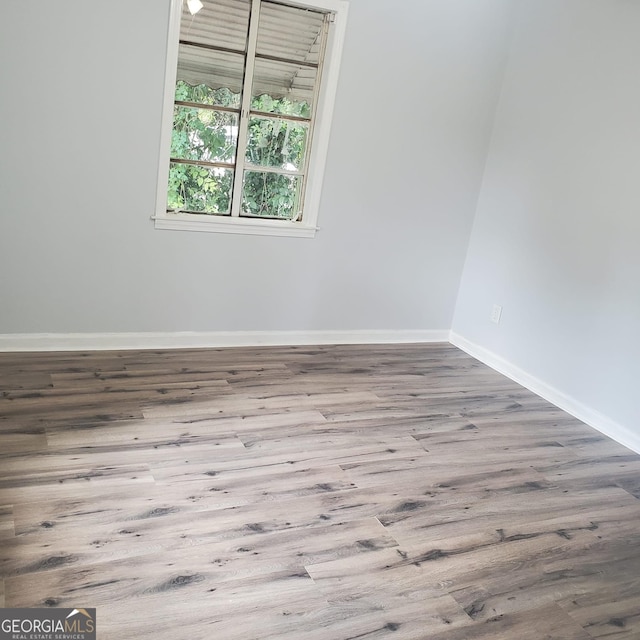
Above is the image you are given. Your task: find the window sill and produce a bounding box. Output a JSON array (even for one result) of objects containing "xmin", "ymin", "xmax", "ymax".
[{"xmin": 153, "ymin": 212, "xmax": 318, "ymax": 238}]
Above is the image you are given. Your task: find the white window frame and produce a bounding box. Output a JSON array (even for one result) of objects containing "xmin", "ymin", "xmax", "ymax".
[{"xmin": 154, "ymin": 0, "xmax": 349, "ymax": 238}]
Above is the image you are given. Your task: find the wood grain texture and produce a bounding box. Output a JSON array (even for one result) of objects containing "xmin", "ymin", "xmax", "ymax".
[{"xmin": 1, "ymin": 343, "xmax": 640, "ymax": 639}]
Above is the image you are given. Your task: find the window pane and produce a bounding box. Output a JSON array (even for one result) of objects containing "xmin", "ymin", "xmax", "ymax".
[
  {"xmin": 168, "ymin": 163, "xmax": 233, "ymax": 214},
  {"xmin": 246, "ymin": 117, "xmax": 307, "ymax": 171},
  {"xmin": 256, "ymin": 1, "xmax": 326, "ymax": 65},
  {"xmin": 175, "ymin": 81, "xmax": 241, "ymax": 110},
  {"xmin": 180, "ymin": 0, "xmax": 250, "ymax": 53},
  {"xmin": 242, "ymin": 171, "xmax": 301, "ymax": 219},
  {"xmin": 177, "ymin": 45, "xmax": 245, "ymax": 105},
  {"xmin": 171, "ymin": 106, "xmax": 238, "ymax": 164},
  {"xmin": 251, "ymin": 58, "xmax": 316, "ymax": 117}
]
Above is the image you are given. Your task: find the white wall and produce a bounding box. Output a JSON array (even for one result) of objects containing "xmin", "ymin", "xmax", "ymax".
[
  {"xmin": 453, "ymin": 0, "xmax": 640, "ymax": 440},
  {"xmin": 0, "ymin": 0, "xmax": 514, "ymax": 336}
]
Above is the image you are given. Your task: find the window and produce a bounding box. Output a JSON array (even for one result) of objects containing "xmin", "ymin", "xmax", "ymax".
[{"xmin": 155, "ymin": 0, "xmax": 348, "ymax": 238}]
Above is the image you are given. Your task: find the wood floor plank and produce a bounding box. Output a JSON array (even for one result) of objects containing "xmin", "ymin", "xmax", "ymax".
[
  {"xmin": 559, "ymin": 589, "xmax": 640, "ymax": 638},
  {"xmin": 0, "ymin": 505, "xmax": 14, "ymax": 541},
  {"xmin": 424, "ymin": 603, "xmax": 593, "ymax": 639}
]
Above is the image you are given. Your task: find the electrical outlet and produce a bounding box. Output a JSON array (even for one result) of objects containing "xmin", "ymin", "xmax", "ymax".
[{"xmin": 490, "ymin": 304, "xmax": 502, "ymax": 324}]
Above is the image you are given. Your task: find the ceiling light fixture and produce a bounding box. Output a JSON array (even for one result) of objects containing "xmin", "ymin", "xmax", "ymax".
[{"xmin": 187, "ymin": 0, "xmax": 203, "ymax": 15}]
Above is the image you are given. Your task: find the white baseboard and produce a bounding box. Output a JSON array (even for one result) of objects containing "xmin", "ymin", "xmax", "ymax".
[
  {"xmin": 450, "ymin": 332, "xmax": 640, "ymax": 456},
  {"xmin": 0, "ymin": 329, "xmax": 450, "ymax": 353}
]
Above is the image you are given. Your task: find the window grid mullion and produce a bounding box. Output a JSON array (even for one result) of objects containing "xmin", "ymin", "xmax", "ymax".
[
  {"xmin": 244, "ymin": 163, "xmax": 304, "ymax": 177},
  {"xmin": 230, "ymin": 0, "xmax": 262, "ymax": 218},
  {"xmin": 174, "ymin": 100, "xmax": 240, "ymax": 115},
  {"xmin": 249, "ymin": 109, "xmax": 311, "ymax": 124}
]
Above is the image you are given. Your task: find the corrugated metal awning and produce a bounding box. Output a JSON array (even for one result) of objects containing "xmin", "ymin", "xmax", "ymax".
[{"xmin": 177, "ymin": 0, "xmax": 328, "ymax": 102}]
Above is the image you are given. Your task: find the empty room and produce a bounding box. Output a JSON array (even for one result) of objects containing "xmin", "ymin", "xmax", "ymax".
[{"xmin": 1, "ymin": 0, "xmax": 639, "ymax": 638}]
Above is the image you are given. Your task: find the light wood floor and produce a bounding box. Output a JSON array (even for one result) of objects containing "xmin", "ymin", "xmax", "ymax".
[{"xmin": 1, "ymin": 343, "xmax": 640, "ymax": 639}]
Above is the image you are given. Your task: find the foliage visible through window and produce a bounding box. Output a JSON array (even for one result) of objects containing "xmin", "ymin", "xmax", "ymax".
[{"xmin": 166, "ymin": 0, "xmax": 331, "ymax": 221}]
